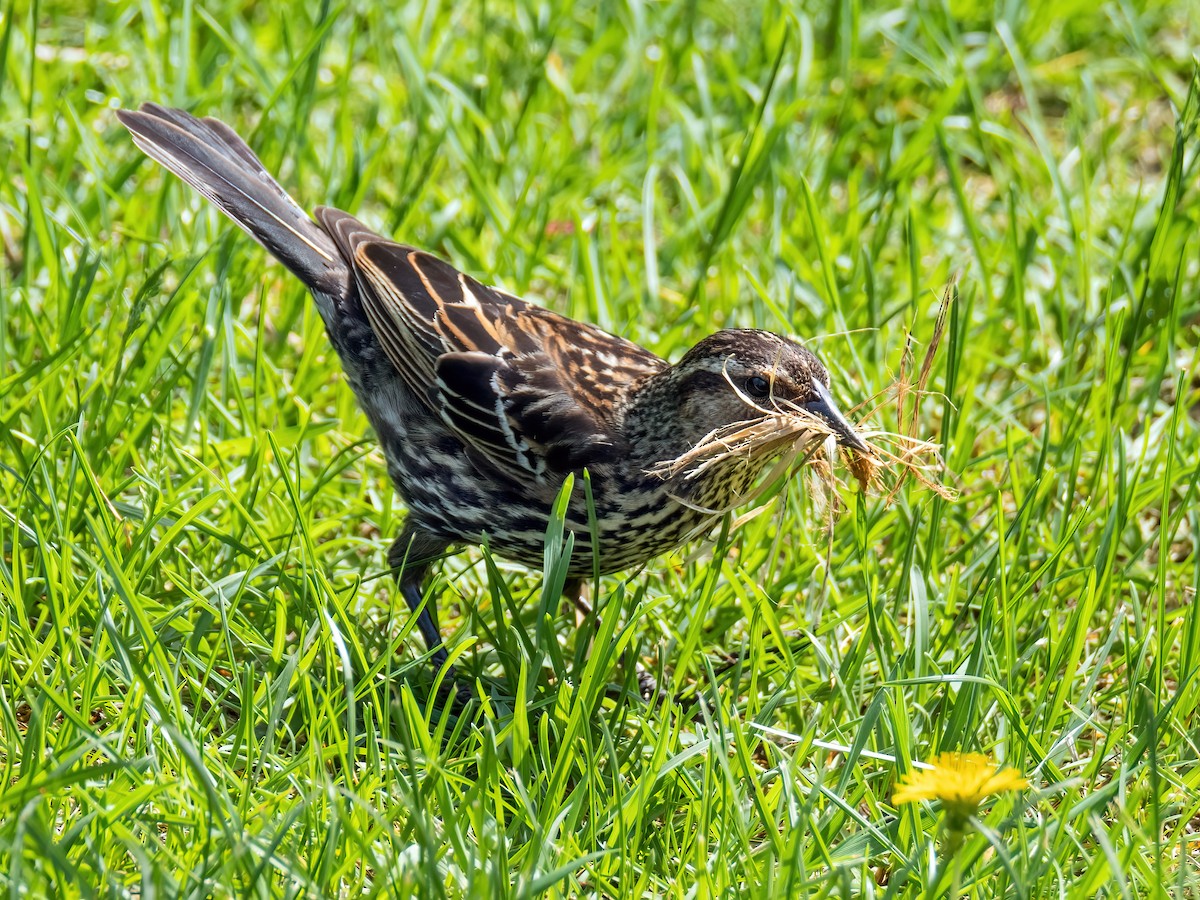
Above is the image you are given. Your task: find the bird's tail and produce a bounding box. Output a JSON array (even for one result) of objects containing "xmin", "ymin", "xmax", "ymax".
[{"xmin": 117, "ymin": 103, "xmax": 350, "ymax": 299}]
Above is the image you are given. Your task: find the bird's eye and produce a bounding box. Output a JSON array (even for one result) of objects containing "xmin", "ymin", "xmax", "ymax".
[{"xmin": 745, "ymin": 375, "xmax": 771, "ymax": 398}]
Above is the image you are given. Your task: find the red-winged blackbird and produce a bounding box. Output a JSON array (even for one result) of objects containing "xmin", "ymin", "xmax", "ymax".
[{"xmin": 118, "ymin": 104, "xmax": 866, "ymax": 677}]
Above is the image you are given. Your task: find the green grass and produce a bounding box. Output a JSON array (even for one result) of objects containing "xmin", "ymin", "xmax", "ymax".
[{"xmin": 2, "ymin": 0, "xmax": 1199, "ymax": 896}]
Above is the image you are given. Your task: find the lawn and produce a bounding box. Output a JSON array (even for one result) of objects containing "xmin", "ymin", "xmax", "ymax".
[{"xmin": 2, "ymin": 0, "xmax": 1198, "ymax": 896}]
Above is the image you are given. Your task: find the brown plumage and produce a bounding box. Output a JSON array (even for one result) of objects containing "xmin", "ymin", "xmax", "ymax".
[{"xmin": 117, "ymin": 103, "xmax": 866, "ymax": 680}]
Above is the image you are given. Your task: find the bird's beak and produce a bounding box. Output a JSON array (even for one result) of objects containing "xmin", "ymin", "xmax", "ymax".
[{"xmin": 804, "ymin": 381, "xmax": 869, "ymax": 453}]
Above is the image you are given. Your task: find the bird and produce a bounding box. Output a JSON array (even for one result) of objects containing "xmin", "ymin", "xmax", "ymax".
[{"xmin": 117, "ymin": 103, "xmax": 868, "ymax": 689}]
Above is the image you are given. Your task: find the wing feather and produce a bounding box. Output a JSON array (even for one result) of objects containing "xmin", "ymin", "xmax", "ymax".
[{"xmin": 323, "ymin": 226, "xmax": 667, "ymax": 481}]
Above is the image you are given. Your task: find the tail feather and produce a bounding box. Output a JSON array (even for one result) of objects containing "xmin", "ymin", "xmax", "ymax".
[{"xmin": 117, "ymin": 103, "xmax": 350, "ymax": 299}]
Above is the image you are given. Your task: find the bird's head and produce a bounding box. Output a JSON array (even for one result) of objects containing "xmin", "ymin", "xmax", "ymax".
[{"xmin": 665, "ymin": 329, "xmax": 867, "ymax": 453}]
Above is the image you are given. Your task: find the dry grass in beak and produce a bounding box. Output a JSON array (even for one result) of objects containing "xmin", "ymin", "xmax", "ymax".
[
  {"xmin": 807, "ymin": 425, "xmax": 957, "ymax": 500},
  {"xmin": 649, "ymin": 403, "xmax": 955, "ymax": 517},
  {"xmin": 649, "ymin": 280, "xmax": 960, "ymax": 515}
]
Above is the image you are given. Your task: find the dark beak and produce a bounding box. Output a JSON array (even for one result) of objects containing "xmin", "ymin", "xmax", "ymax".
[{"xmin": 804, "ymin": 381, "xmax": 869, "ymax": 453}]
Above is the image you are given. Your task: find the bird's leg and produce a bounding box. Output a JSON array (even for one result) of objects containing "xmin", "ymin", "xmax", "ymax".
[
  {"xmin": 564, "ymin": 576, "xmax": 590, "ymax": 628},
  {"xmin": 388, "ymin": 526, "xmax": 454, "ymax": 676},
  {"xmin": 562, "ymin": 577, "xmax": 661, "ymax": 702}
]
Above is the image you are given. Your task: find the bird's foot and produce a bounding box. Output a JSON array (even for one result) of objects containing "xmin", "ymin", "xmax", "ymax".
[
  {"xmin": 430, "ymin": 651, "xmax": 474, "ymax": 712},
  {"xmin": 634, "ymin": 661, "xmax": 670, "ymax": 706}
]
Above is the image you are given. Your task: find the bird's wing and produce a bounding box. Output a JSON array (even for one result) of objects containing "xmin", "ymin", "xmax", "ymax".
[{"xmin": 342, "ymin": 234, "xmax": 666, "ymax": 481}]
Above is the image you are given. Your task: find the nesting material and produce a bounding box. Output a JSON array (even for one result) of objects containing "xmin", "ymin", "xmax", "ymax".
[
  {"xmin": 650, "ymin": 402, "xmax": 955, "ymax": 518},
  {"xmin": 651, "ymin": 280, "xmax": 959, "ymax": 515}
]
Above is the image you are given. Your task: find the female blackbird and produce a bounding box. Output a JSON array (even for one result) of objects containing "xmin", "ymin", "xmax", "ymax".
[{"xmin": 118, "ymin": 103, "xmax": 866, "ymax": 675}]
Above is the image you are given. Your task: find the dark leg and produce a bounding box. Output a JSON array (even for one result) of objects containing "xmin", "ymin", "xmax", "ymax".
[
  {"xmin": 388, "ymin": 525, "xmax": 453, "ymax": 672},
  {"xmin": 399, "ymin": 582, "xmax": 449, "ymax": 671}
]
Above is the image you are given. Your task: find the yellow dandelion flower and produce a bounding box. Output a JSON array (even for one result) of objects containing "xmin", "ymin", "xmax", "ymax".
[{"xmin": 893, "ymin": 752, "xmax": 1028, "ymax": 825}]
